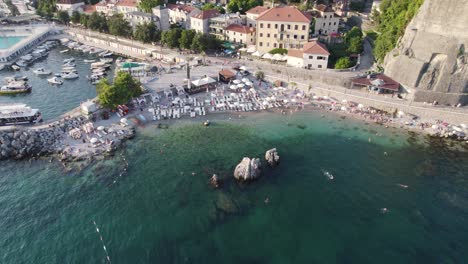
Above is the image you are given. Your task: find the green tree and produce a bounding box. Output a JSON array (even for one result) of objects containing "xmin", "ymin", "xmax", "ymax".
[
  {"xmin": 138, "ymin": 0, "xmax": 164, "ymax": 13},
  {"xmin": 88, "ymin": 12, "xmax": 108, "ymax": 32},
  {"xmin": 80, "ymin": 13, "xmax": 89, "ymax": 27},
  {"xmin": 71, "ymin": 10, "xmax": 81, "ymax": 24},
  {"xmin": 373, "ymin": 0, "xmax": 424, "ymax": 62},
  {"xmin": 97, "ymin": 72, "xmax": 142, "ymax": 109},
  {"xmin": 334, "ymin": 57, "xmax": 351, "ymax": 69},
  {"xmin": 36, "ymin": 0, "xmax": 56, "ymax": 19},
  {"xmin": 227, "ymin": 0, "xmax": 263, "ymax": 14},
  {"xmin": 134, "ymin": 22, "xmax": 160, "ymax": 43},
  {"xmin": 108, "ymin": 14, "xmax": 132, "ymax": 37},
  {"xmin": 201, "ymin": 3, "xmax": 225, "ymax": 14},
  {"xmin": 162, "ymin": 28, "xmax": 182, "ymax": 48},
  {"xmin": 347, "ymin": 36, "xmax": 363, "ymax": 54},
  {"xmin": 179, "ymin": 29, "xmax": 196, "ymax": 50},
  {"xmin": 56, "ymin": 10, "xmax": 70, "ymax": 24}
]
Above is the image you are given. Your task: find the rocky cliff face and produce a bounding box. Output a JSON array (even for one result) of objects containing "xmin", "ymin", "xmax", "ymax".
[{"xmin": 384, "ymin": 0, "xmax": 468, "ymax": 105}]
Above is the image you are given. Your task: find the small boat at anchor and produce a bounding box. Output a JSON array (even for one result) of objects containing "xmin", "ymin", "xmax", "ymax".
[
  {"xmin": 0, "ymin": 81, "xmax": 32, "ymax": 94},
  {"xmin": 47, "ymin": 77, "xmax": 63, "ymax": 85},
  {"xmin": 0, "ymin": 104, "xmax": 42, "ymax": 126},
  {"xmin": 33, "ymin": 68, "xmax": 52, "ymax": 75},
  {"xmin": 63, "ymin": 58, "xmax": 75, "ymax": 64},
  {"xmin": 60, "ymin": 49, "xmax": 69, "ymax": 53},
  {"xmin": 62, "ymin": 72, "xmax": 79, "ymax": 79},
  {"xmin": 84, "ymin": 59, "xmax": 96, "ymax": 63}
]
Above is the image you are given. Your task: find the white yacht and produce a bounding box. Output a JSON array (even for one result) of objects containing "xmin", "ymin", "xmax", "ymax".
[
  {"xmin": 47, "ymin": 77, "xmax": 63, "ymax": 85},
  {"xmin": 62, "ymin": 72, "xmax": 79, "ymax": 79},
  {"xmin": 0, "ymin": 104, "xmax": 42, "ymax": 126},
  {"xmin": 33, "ymin": 68, "xmax": 52, "ymax": 75}
]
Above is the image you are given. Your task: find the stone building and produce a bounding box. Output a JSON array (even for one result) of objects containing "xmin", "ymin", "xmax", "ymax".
[
  {"xmin": 167, "ymin": 3, "xmax": 200, "ymax": 29},
  {"xmin": 309, "ymin": 4, "xmax": 340, "ymax": 36},
  {"xmin": 152, "ymin": 5, "xmax": 170, "ymax": 31},
  {"xmin": 190, "ymin": 9, "xmax": 220, "ymax": 34},
  {"xmin": 245, "ymin": 5, "xmax": 268, "ymax": 28},
  {"xmin": 255, "ymin": 6, "xmax": 312, "ymax": 53},
  {"xmin": 224, "ymin": 24, "xmax": 256, "ymax": 46},
  {"xmin": 123, "ymin": 11, "xmax": 159, "ymax": 30},
  {"xmin": 287, "ymin": 41, "xmax": 329, "ymax": 70},
  {"xmin": 115, "ymin": 0, "xmax": 138, "ymax": 14},
  {"xmin": 209, "ymin": 13, "xmax": 242, "ymax": 40}
]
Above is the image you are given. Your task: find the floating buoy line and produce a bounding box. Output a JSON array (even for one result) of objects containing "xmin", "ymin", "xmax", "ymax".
[{"xmin": 93, "ymin": 220, "xmax": 112, "ymax": 263}]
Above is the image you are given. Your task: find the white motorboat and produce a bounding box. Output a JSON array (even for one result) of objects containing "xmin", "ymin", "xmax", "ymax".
[
  {"xmin": 84, "ymin": 59, "xmax": 96, "ymax": 63},
  {"xmin": 62, "ymin": 65, "xmax": 77, "ymax": 71},
  {"xmin": 4, "ymin": 75, "xmax": 28, "ymax": 83},
  {"xmin": 63, "ymin": 62, "xmax": 76, "ymax": 67},
  {"xmin": 60, "ymin": 49, "xmax": 69, "ymax": 53},
  {"xmin": 33, "ymin": 68, "xmax": 52, "ymax": 75},
  {"xmin": 100, "ymin": 58, "xmax": 113, "ymax": 64},
  {"xmin": 11, "ymin": 65, "xmax": 20, "ymax": 71},
  {"xmin": 63, "ymin": 58, "xmax": 75, "ymax": 64},
  {"xmin": 47, "ymin": 77, "xmax": 63, "ymax": 85},
  {"xmin": 62, "ymin": 72, "xmax": 79, "ymax": 79},
  {"xmin": 16, "ymin": 60, "xmax": 28, "ymax": 67},
  {"xmin": 99, "ymin": 51, "xmax": 113, "ymax": 57},
  {"xmin": 0, "ymin": 81, "xmax": 32, "ymax": 94},
  {"xmin": 0, "ymin": 65, "xmax": 4, "ymax": 71},
  {"xmin": 0, "ymin": 104, "xmax": 42, "ymax": 126}
]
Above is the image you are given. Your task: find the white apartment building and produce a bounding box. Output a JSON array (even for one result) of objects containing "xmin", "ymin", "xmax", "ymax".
[
  {"xmin": 167, "ymin": 3, "xmax": 200, "ymax": 29},
  {"xmin": 209, "ymin": 13, "xmax": 242, "ymax": 40},
  {"xmin": 115, "ymin": 0, "xmax": 138, "ymax": 14},
  {"xmin": 56, "ymin": 0, "xmax": 85, "ymax": 14},
  {"xmin": 255, "ymin": 6, "xmax": 312, "ymax": 53},
  {"xmin": 225, "ymin": 24, "xmax": 255, "ymax": 45},
  {"xmin": 124, "ymin": 11, "xmax": 158, "ymax": 30},
  {"xmin": 245, "ymin": 5, "xmax": 268, "ymax": 28},
  {"xmin": 287, "ymin": 41, "xmax": 329, "ymax": 70},
  {"xmin": 309, "ymin": 4, "xmax": 340, "ymax": 35},
  {"xmin": 190, "ymin": 9, "xmax": 220, "ymax": 34}
]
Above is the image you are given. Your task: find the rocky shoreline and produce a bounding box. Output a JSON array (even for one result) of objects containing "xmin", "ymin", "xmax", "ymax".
[{"xmin": 0, "ymin": 116, "xmax": 135, "ymax": 161}]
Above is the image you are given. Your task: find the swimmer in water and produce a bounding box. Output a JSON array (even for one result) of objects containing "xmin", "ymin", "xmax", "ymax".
[
  {"xmin": 380, "ymin": 208, "xmax": 389, "ymax": 214},
  {"xmin": 192, "ymin": 172, "xmax": 196, "ymax": 176},
  {"xmin": 264, "ymin": 197, "xmax": 269, "ymax": 204},
  {"xmin": 384, "ymin": 152, "xmax": 388, "ymax": 156}
]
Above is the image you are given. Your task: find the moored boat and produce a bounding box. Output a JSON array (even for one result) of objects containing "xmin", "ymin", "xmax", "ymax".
[
  {"xmin": 47, "ymin": 77, "xmax": 63, "ymax": 85},
  {"xmin": 0, "ymin": 81, "xmax": 32, "ymax": 94},
  {"xmin": 0, "ymin": 104, "xmax": 42, "ymax": 126},
  {"xmin": 62, "ymin": 72, "xmax": 79, "ymax": 79},
  {"xmin": 33, "ymin": 68, "xmax": 52, "ymax": 75}
]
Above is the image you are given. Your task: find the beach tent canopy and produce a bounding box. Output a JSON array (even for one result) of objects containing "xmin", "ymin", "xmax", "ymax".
[
  {"xmin": 191, "ymin": 76, "xmax": 216, "ymax": 87},
  {"xmin": 232, "ymin": 79, "xmax": 241, "ymax": 84},
  {"xmin": 230, "ymin": 85, "xmax": 238, "ymax": 90},
  {"xmin": 252, "ymin": 51, "xmax": 263, "ymax": 57},
  {"xmin": 246, "ymin": 46, "xmax": 256, "ymax": 53},
  {"xmin": 262, "ymin": 53, "xmax": 273, "ymax": 59},
  {"xmin": 238, "ymin": 47, "xmax": 247, "ymax": 52},
  {"xmin": 271, "ymin": 53, "xmax": 283, "ymax": 61},
  {"xmin": 280, "ymin": 55, "xmax": 288, "ymax": 61}
]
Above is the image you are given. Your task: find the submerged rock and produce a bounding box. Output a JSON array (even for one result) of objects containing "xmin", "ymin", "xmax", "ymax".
[
  {"xmin": 234, "ymin": 157, "xmax": 261, "ymax": 181},
  {"xmin": 265, "ymin": 148, "xmax": 280, "ymax": 167}
]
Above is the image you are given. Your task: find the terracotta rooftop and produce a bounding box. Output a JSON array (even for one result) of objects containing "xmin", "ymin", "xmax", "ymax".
[
  {"xmin": 225, "ymin": 24, "xmax": 255, "ymax": 34},
  {"xmin": 116, "ymin": 0, "xmax": 138, "ymax": 7},
  {"xmin": 303, "ymin": 41, "xmax": 330, "ymax": 55},
  {"xmin": 167, "ymin": 4, "xmax": 197, "ymax": 13},
  {"xmin": 246, "ymin": 6, "xmax": 268, "ymax": 15},
  {"xmin": 287, "ymin": 49, "xmax": 303, "ymax": 58},
  {"xmin": 192, "ymin": 9, "xmax": 220, "ymax": 20},
  {"xmin": 57, "ymin": 0, "xmax": 84, "ymax": 4},
  {"xmin": 257, "ymin": 6, "xmax": 311, "ymax": 23},
  {"xmin": 82, "ymin": 4, "xmax": 96, "ymax": 13},
  {"xmin": 315, "ymin": 4, "xmax": 334, "ymax": 13},
  {"xmin": 352, "ymin": 74, "xmax": 400, "ymax": 91},
  {"xmin": 219, "ymin": 69, "xmax": 236, "ymax": 78}
]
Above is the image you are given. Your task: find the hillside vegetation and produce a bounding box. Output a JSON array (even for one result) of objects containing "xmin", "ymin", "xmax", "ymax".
[{"xmin": 373, "ymin": 0, "xmax": 424, "ymax": 62}]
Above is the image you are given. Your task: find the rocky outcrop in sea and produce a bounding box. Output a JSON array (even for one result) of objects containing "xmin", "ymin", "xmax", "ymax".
[
  {"xmin": 233, "ymin": 157, "xmax": 261, "ymax": 181},
  {"xmin": 265, "ymin": 148, "xmax": 280, "ymax": 167}
]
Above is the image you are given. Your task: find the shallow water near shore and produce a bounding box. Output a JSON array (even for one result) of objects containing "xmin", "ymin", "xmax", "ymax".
[{"xmin": 1, "ymin": 111, "xmax": 468, "ymax": 263}]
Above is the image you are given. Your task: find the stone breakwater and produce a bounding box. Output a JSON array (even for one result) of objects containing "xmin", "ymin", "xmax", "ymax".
[{"xmin": 0, "ymin": 116, "xmax": 135, "ymax": 161}]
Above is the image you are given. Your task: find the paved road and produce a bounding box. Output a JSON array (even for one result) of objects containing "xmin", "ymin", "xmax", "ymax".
[{"xmin": 357, "ymin": 38, "xmax": 375, "ymax": 71}]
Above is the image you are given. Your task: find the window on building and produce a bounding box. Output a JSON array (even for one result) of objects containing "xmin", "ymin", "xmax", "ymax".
[
  {"xmin": 287, "ymin": 24, "xmax": 291, "ymax": 30},
  {"xmin": 286, "ymin": 34, "xmax": 289, "ymax": 39},
  {"xmin": 294, "ymin": 25, "xmax": 298, "ymax": 30},
  {"xmin": 267, "ymin": 33, "xmax": 270, "ymax": 37},
  {"xmin": 260, "ymin": 23, "xmax": 263, "ymax": 28},
  {"xmin": 318, "ymin": 65, "xmax": 322, "ymax": 68},
  {"xmin": 302, "ymin": 25, "xmax": 306, "ymax": 30},
  {"xmin": 267, "ymin": 23, "xmax": 270, "ymax": 28},
  {"xmin": 334, "ymin": 22, "xmax": 336, "ymax": 25},
  {"xmin": 317, "ymin": 56, "xmax": 323, "ymax": 60},
  {"xmin": 274, "ymin": 34, "xmax": 277, "ymax": 38},
  {"xmin": 308, "ymin": 64, "xmax": 311, "ymax": 68},
  {"xmin": 240, "ymin": 39, "xmax": 242, "ymax": 44},
  {"xmin": 325, "ymin": 30, "xmax": 327, "ymax": 34},
  {"xmin": 267, "ymin": 42, "xmax": 270, "ymax": 47},
  {"xmin": 249, "ymin": 23, "xmax": 252, "ymax": 27},
  {"xmin": 294, "ymin": 35, "xmax": 297, "ymax": 39},
  {"xmin": 274, "ymin": 43, "xmax": 277, "ymax": 47},
  {"xmin": 309, "ymin": 55, "xmax": 313, "ymax": 59},
  {"xmin": 275, "ymin": 24, "xmax": 278, "ymax": 29},
  {"xmin": 301, "ymin": 35, "xmax": 304, "ymax": 40},
  {"xmin": 259, "ymin": 42, "xmax": 263, "ymax": 46},
  {"xmin": 323, "ymin": 23, "xmax": 325, "ymax": 26},
  {"xmin": 329, "ymin": 22, "xmax": 331, "ymax": 25},
  {"xmin": 260, "ymin": 33, "xmax": 263, "ymax": 37},
  {"xmin": 324, "ymin": 15, "xmax": 327, "ymax": 18}
]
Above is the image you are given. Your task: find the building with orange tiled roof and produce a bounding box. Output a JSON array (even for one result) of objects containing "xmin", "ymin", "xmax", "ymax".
[
  {"xmin": 245, "ymin": 6, "xmax": 268, "ymax": 27},
  {"xmin": 167, "ymin": 4, "xmax": 201, "ymax": 29},
  {"xmin": 287, "ymin": 41, "xmax": 329, "ymax": 70},
  {"xmin": 224, "ymin": 24, "xmax": 256, "ymax": 45},
  {"xmin": 190, "ymin": 9, "xmax": 220, "ymax": 34},
  {"xmin": 255, "ymin": 6, "xmax": 312, "ymax": 53},
  {"xmin": 115, "ymin": 0, "xmax": 139, "ymax": 14},
  {"xmin": 308, "ymin": 4, "xmax": 340, "ymax": 35}
]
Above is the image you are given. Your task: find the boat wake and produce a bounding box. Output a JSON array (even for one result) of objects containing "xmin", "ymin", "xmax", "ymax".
[{"xmin": 322, "ymin": 170, "xmax": 334, "ymax": 180}]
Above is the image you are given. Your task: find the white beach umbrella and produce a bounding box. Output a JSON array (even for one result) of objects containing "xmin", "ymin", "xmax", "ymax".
[
  {"xmin": 233, "ymin": 79, "xmax": 241, "ymax": 84},
  {"xmin": 245, "ymin": 81, "xmax": 253, "ymax": 86},
  {"xmin": 230, "ymin": 85, "xmax": 238, "ymax": 90},
  {"xmin": 230, "ymin": 92, "xmax": 236, "ymax": 97},
  {"xmin": 342, "ymin": 99, "xmax": 348, "ymax": 103},
  {"xmin": 432, "ymin": 125, "xmax": 439, "ymax": 129},
  {"xmin": 241, "ymin": 78, "xmax": 249, "ymax": 83},
  {"xmin": 262, "ymin": 53, "xmax": 273, "ymax": 60},
  {"xmin": 241, "ymin": 88, "xmax": 247, "ymax": 93},
  {"xmin": 291, "ymin": 98, "xmax": 297, "ymax": 103},
  {"xmin": 271, "ymin": 53, "xmax": 283, "ymax": 61},
  {"xmin": 283, "ymin": 99, "xmax": 289, "ymax": 103},
  {"xmin": 341, "ymin": 106, "xmax": 347, "ymax": 111},
  {"xmin": 249, "ymin": 87, "xmax": 256, "ymax": 93},
  {"xmin": 323, "ymin": 96, "xmax": 329, "ymax": 100},
  {"xmin": 252, "ymin": 51, "xmax": 263, "ymax": 57},
  {"xmin": 263, "ymin": 100, "xmax": 269, "ymax": 105},
  {"xmin": 239, "ymin": 66, "xmax": 247, "ymax": 71},
  {"xmin": 238, "ymin": 47, "xmax": 247, "ymax": 52},
  {"xmin": 280, "ymin": 55, "xmax": 288, "ymax": 61},
  {"xmin": 312, "ymin": 95, "xmax": 318, "ymax": 99},
  {"xmin": 271, "ymin": 96, "xmax": 277, "ymax": 101},
  {"xmin": 237, "ymin": 83, "xmax": 245, "ymax": 88},
  {"xmin": 90, "ymin": 138, "xmax": 98, "ymax": 144},
  {"xmin": 357, "ymin": 104, "xmax": 364, "ymax": 108},
  {"xmin": 246, "ymin": 46, "xmax": 256, "ymax": 53}
]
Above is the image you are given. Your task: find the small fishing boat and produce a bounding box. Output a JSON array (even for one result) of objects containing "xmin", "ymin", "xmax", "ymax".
[
  {"xmin": 100, "ymin": 58, "xmax": 113, "ymax": 64},
  {"xmin": 323, "ymin": 170, "xmax": 334, "ymax": 180},
  {"xmin": 63, "ymin": 62, "xmax": 76, "ymax": 68},
  {"xmin": 15, "ymin": 60, "xmax": 28, "ymax": 67},
  {"xmin": 63, "ymin": 58, "xmax": 75, "ymax": 64},
  {"xmin": 84, "ymin": 59, "xmax": 96, "ymax": 63},
  {"xmin": 33, "ymin": 68, "xmax": 52, "ymax": 75},
  {"xmin": 90, "ymin": 61, "xmax": 109, "ymax": 69},
  {"xmin": 62, "ymin": 66, "xmax": 77, "ymax": 71},
  {"xmin": 0, "ymin": 81, "xmax": 32, "ymax": 94},
  {"xmin": 62, "ymin": 72, "xmax": 79, "ymax": 79},
  {"xmin": 47, "ymin": 77, "xmax": 63, "ymax": 85},
  {"xmin": 60, "ymin": 49, "xmax": 69, "ymax": 53},
  {"xmin": 11, "ymin": 65, "xmax": 20, "ymax": 71},
  {"xmin": 99, "ymin": 51, "xmax": 113, "ymax": 57},
  {"xmin": 4, "ymin": 75, "xmax": 28, "ymax": 83}
]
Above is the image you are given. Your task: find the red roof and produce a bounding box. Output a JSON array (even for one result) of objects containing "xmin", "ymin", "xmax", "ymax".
[
  {"xmin": 116, "ymin": 0, "xmax": 138, "ymax": 7},
  {"xmin": 246, "ymin": 6, "xmax": 268, "ymax": 15},
  {"xmin": 82, "ymin": 4, "xmax": 96, "ymax": 13},
  {"xmin": 167, "ymin": 4, "xmax": 197, "ymax": 13},
  {"xmin": 225, "ymin": 24, "xmax": 255, "ymax": 34},
  {"xmin": 352, "ymin": 74, "xmax": 400, "ymax": 91},
  {"xmin": 257, "ymin": 6, "xmax": 311, "ymax": 23},
  {"xmin": 303, "ymin": 41, "xmax": 330, "ymax": 55},
  {"xmin": 219, "ymin": 69, "xmax": 236, "ymax": 78},
  {"xmin": 192, "ymin": 9, "xmax": 220, "ymax": 20},
  {"xmin": 315, "ymin": 4, "xmax": 334, "ymax": 13},
  {"xmin": 287, "ymin": 49, "xmax": 303, "ymax": 58}
]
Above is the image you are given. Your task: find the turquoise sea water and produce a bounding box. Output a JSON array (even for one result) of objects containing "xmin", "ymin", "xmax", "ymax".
[
  {"xmin": 0, "ymin": 46, "xmax": 113, "ymax": 120},
  {"xmin": 0, "ymin": 36, "xmax": 26, "ymax": 49},
  {"xmin": 1, "ymin": 111, "xmax": 468, "ymax": 263}
]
